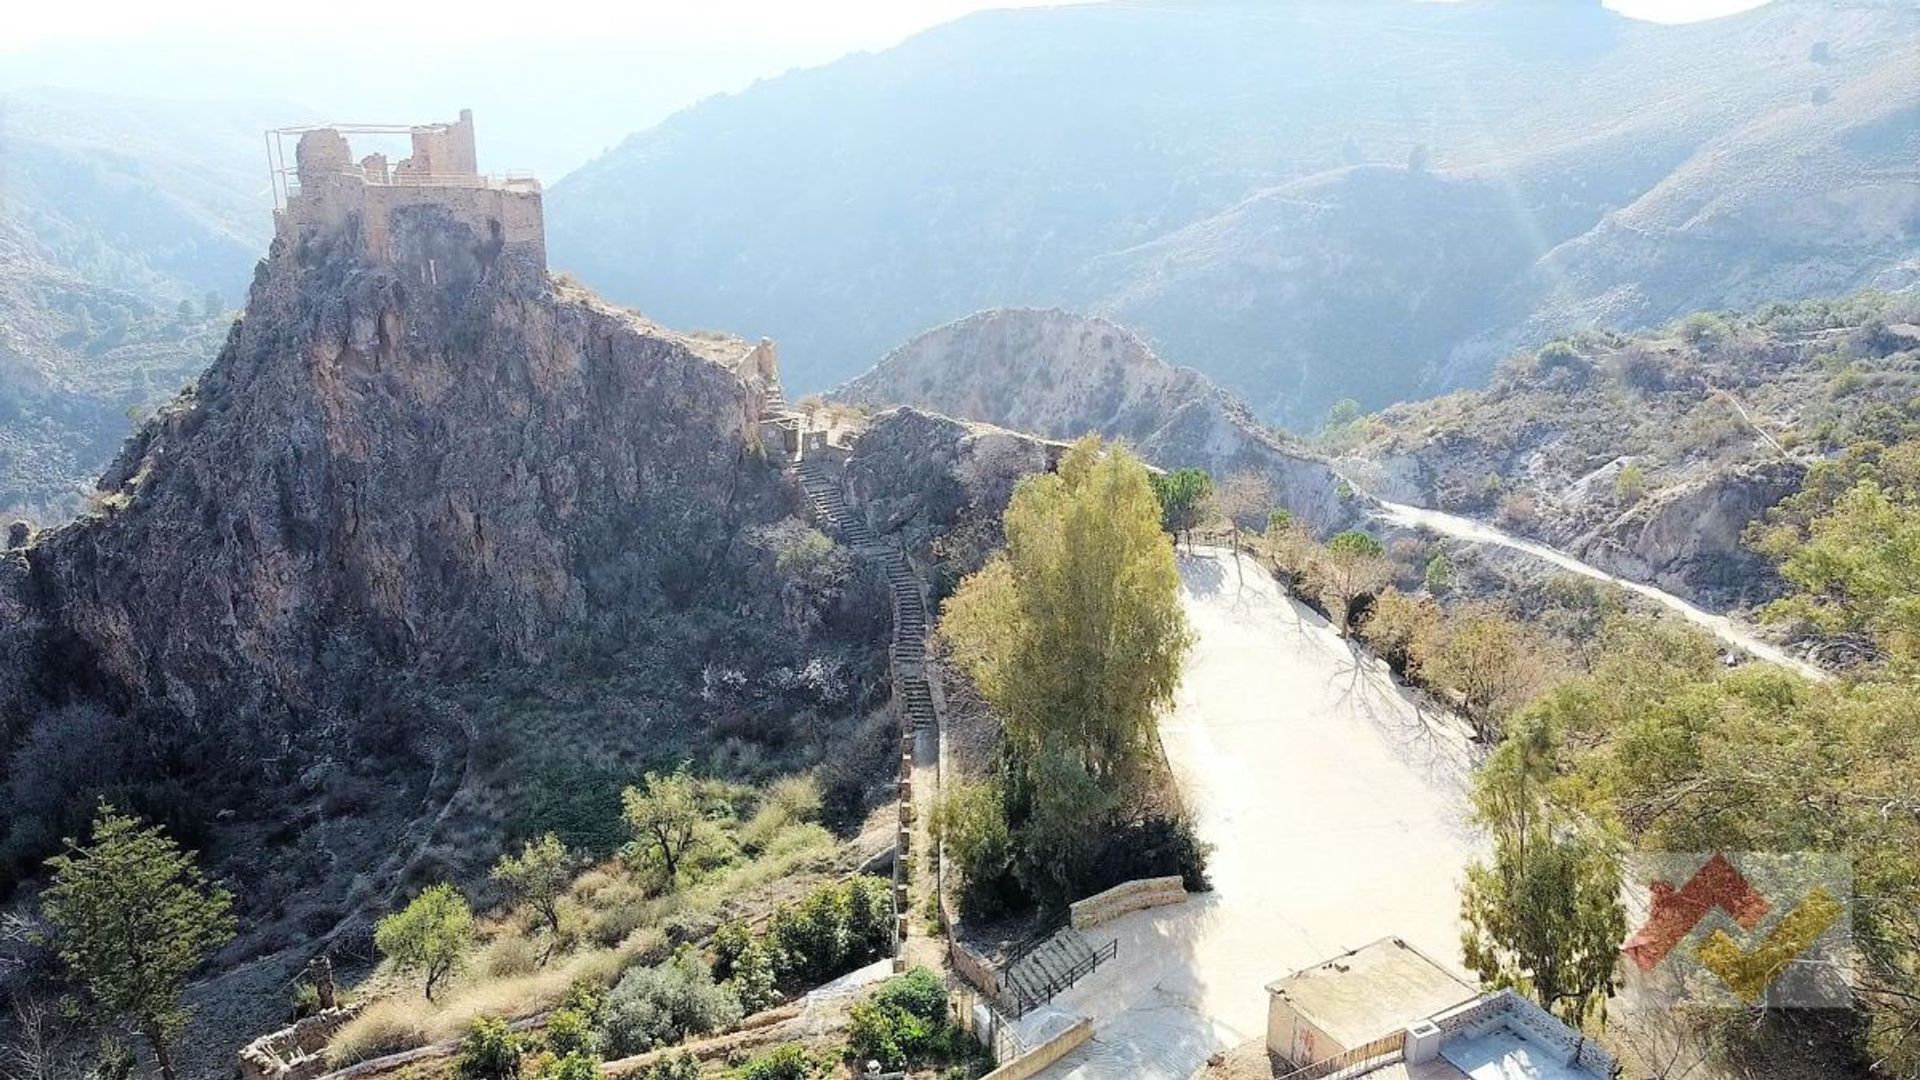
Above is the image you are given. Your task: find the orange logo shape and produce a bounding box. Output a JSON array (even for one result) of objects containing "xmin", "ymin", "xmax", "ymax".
[{"xmin": 1623, "ymin": 853, "xmax": 1772, "ymax": 972}]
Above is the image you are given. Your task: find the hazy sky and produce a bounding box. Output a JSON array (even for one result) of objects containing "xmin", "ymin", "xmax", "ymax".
[
  {"xmin": 4, "ymin": 0, "xmax": 1775, "ymax": 46},
  {"xmin": 1, "ymin": 0, "xmax": 1776, "ymax": 180}
]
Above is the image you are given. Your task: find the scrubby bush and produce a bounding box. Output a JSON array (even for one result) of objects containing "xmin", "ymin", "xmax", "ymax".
[
  {"xmin": 453, "ymin": 1017, "xmax": 522, "ymax": 1080},
  {"xmin": 1679, "ymin": 311, "xmax": 1732, "ymax": 350},
  {"xmin": 634, "ymin": 1053, "xmax": 701, "ymax": 1080},
  {"xmin": 542, "ymin": 1006, "xmax": 598, "ymax": 1057},
  {"xmin": 536, "ymin": 1054, "xmax": 599, "ymax": 1080},
  {"xmin": 1359, "ymin": 589, "xmax": 1440, "ymax": 680},
  {"xmin": 847, "ymin": 968, "xmax": 954, "ymax": 1070},
  {"xmin": 597, "ymin": 951, "xmax": 743, "ymax": 1056},
  {"xmin": 1615, "ymin": 463, "xmax": 1646, "ymax": 504},
  {"xmin": 735, "ymin": 1044, "xmax": 824, "ymax": 1080},
  {"xmin": 1533, "ymin": 339, "xmax": 1591, "ymax": 383},
  {"xmin": 1494, "ymin": 492, "xmax": 1537, "ymax": 529},
  {"xmin": 726, "ymin": 938, "xmax": 781, "ymax": 1015},
  {"xmin": 709, "ymin": 920, "xmax": 753, "ymax": 982},
  {"xmin": 766, "ymin": 875, "xmax": 894, "ymax": 986},
  {"xmin": 934, "ymin": 780, "xmax": 1020, "ymax": 919}
]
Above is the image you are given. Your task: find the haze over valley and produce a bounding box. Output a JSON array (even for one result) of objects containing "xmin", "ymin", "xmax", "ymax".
[{"xmin": 0, "ymin": 4, "xmax": 1917, "ymax": 1080}]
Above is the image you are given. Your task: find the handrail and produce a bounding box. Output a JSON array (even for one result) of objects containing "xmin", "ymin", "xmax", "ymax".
[{"xmin": 1002, "ymin": 933, "xmax": 1117, "ymax": 1017}]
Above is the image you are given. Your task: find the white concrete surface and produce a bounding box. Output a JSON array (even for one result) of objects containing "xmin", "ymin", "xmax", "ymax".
[{"xmin": 1035, "ymin": 548, "xmax": 1484, "ymax": 1079}]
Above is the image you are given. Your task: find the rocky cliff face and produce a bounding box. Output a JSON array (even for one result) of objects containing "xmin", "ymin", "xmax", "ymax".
[
  {"xmin": 838, "ymin": 308, "xmax": 1354, "ymax": 531},
  {"xmin": 841, "ymin": 406, "xmax": 1064, "ymax": 598},
  {"xmin": 0, "ymin": 190, "xmax": 905, "ymax": 1076},
  {"xmin": 6, "ymin": 202, "xmax": 782, "ymax": 727}
]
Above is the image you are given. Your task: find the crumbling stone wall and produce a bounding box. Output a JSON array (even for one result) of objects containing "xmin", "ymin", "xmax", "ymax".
[
  {"xmin": 236, "ymin": 1004, "xmax": 362, "ymax": 1080},
  {"xmin": 279, "ymin": 111, "xmax": 544, "ymax": 269}
]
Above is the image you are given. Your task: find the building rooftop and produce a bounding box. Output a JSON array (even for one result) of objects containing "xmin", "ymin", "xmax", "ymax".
[
  {"xmin": 1435, "ymin": 1022, "xmax": 1603, "ymax": 1080},
  {"xmin": 1264, "ymin": 937, "xmax": 1477, "ymax": 1049}
]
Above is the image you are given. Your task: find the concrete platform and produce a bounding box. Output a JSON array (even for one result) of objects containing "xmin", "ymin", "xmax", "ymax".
[{"xmin": 1034, "ymin": 549, "xmax": 1484, "ymax": 1079}]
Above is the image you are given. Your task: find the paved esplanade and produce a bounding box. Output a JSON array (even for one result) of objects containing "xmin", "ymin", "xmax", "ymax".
[{"xmin": 1033, "ymin": 548, "xmax": 1483, "ymax": 1079}]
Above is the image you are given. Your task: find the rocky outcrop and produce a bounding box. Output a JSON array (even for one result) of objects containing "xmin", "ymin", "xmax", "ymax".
[
  {"xmin": 1576, "ymin": 460, "xmax": 1803, "ymax": 606},
  {"xmin": 839, "ymin": 309, "xmax": 1353, "ymax": 531},
  {"xmin": 843, "ymin": 407, "xmax": 1063, "ymax": 598},
  {"xmin": 8, "ymin": 202, "xmax": 783, "ymax": 727}
]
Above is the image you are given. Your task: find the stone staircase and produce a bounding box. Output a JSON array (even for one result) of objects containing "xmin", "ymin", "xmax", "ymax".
[
  {"xmin": 794, "ymin": 455, "xmax": 934, "ymax": 733},
  {"xmin": 999, "ymin": 924, "xmax": 1114, "ymax": 1016},
  {"xmin": 792, "ymin": 446, "xmax": 939, "ymax": 970}
]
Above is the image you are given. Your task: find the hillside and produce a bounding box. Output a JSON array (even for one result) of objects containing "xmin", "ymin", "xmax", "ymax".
[
  {"xmin": 0, "ymin": 176, "xmax": 896, "ymax": 1075},
  {"xmin": 548, "ymin": 0, "xmax": 1920, "ymax": 425},
  {"xmin": 1342, "ymin": 291, "xmax": 1920, "ymax": 608},
  {"xmin": 0, "ymin": 89, "xmax": 286, "ymax": 518},
  {"xmin": 838, "ymin": 307, "xmax": 1351, "ymax": 530}
]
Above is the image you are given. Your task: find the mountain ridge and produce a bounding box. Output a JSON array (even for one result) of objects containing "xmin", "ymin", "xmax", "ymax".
[{"xmin": 548, "ymin": 0, "xmax": 1919, "ymax": 423}]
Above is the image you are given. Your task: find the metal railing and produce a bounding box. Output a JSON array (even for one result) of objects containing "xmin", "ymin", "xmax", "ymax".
[{"xmin": 1002, "ymin": 934, "xmax": 1118, "ymax": 1017}]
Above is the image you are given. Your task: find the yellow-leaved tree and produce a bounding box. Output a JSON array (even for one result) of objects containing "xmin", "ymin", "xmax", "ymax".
[
  {"xmin": 941, "ymin": 437, "xmax": 1195, "ymax": 902},
  {"xmin": 942, "ymin": 436, "xmax": 1189, "ymax": 784}
]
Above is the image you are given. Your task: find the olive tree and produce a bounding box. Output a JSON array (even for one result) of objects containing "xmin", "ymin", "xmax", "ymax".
[{"xmin": 376, "ymin": 883, "xmax": 475, "ymax": 1000}]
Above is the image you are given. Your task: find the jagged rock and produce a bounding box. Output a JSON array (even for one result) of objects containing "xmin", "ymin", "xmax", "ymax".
[
  {"xmin": 839, "ymin": 308, "xmax": 1354, "ymax": 531},
  {"xmin": 1577, "ymin": 460, "xmax": 1803, "ymax": 603},
  {"xmin": 843, "ymin": 407, "xmax": 1062, "ymax": 596},
  {"xmin": 11, "ymin": 203, "xmax": 783, "ymax": 728}
]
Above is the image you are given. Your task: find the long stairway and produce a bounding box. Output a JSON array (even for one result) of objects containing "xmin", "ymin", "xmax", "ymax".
[{"xmin": 795, "ymin": 455, "xmax": 933, "ymax": 732}]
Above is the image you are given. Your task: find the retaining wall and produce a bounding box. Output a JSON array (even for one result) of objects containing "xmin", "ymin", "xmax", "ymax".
[
  {"xmin": 1068, "ymin": 875, "xmax": 1188, "ymax": 930},
  {"xmin": 979, "ymin": 1016, "xmax": 1093, "ymax": 1080}
]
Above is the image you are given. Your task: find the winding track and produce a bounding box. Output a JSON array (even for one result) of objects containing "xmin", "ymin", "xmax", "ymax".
[{"xmin": 1359, "ymin": 495, "xmax": 1828, "ymax": 681}]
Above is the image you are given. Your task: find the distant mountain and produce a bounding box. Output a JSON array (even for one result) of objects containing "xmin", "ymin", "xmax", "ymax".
[
  {"xmin": 549, "ymin": 0, "xmax": 1920, "ymax": 425},
  {"xmin": 0, "ymin": 88, "xmax": 288, "ymax": 518},
  {"xmin": 838, "ymin": 307, "xmax": 1351, "ymax": 530}
]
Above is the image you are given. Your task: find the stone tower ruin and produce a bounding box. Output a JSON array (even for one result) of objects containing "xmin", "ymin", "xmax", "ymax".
[{"xmin": 268, "ymin": 110, "xmax": 545, "ymax": 267}]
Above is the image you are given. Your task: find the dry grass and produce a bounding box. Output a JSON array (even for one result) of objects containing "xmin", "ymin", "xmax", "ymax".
[{"xmin": 327, "ymin": 934, "xmax": 654, "ymax": 1066}]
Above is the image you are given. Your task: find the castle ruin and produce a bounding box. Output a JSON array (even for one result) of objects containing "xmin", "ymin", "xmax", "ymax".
[{"xmin": 268, "ymin": 110, "xmax": 545, "ymax": 267}]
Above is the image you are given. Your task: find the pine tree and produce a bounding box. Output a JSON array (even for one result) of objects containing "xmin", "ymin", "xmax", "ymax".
[{"xmin": 42, "ymin": 804, "xmax": 235, "ymax": 1080}]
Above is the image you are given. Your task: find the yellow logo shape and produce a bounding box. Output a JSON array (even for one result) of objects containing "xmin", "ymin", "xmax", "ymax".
[{"xmin": 1696, "ymin": 886, "xmax": 1843, "ymax": 1004}]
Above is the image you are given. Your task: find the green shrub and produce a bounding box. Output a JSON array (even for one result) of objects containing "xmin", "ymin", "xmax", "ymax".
[
  {"xmin": 636, "ymin": 1051, "xmax": 701, "ymax": 1080},
  {"xmin": 454, "ymin": 1017, "xmax": 522, "ymax": 1080},
  {"xmin": 726, "ymin": 938, "xmax": 781, "ymax": 1015},
  {"xmin": 597, "ymin": 951, "xmax": 743, "ymax": 1056},
  {"xmin": 872, "ymin": 967, "xmax": 947, "ymax": 1025},
  {"xmin": 537, "ymin": 1053, "xmax": 600, "ymax": 1080},
  {"xmin": 934, "ymin": 781, "xmax": 1019, "ymax": 919},
  {"xmin": 710, "ymin": 920, "xmax": 752, "ymax": 981},
  {"xmin": 542, "ymin": 1007, "xmax": 598, "ymax": 1058},
  {"xmin": 1615, "ymin": 463, "xmax": 1646, "ymax": 505},
  {"xmin": 1679, "ymin": 311, "xmax": 1732, "ymax": 349},
  {"xmin": 734, "ymin": 1044, "xmax": 824, "ymax": 1080},
  {"xmin": 766, "ymin": 875, "xmax": 892, "ymax": 986},
  {"xmin": 846, "ymin": 968, "xmax": 952, "ymax": 1069}
]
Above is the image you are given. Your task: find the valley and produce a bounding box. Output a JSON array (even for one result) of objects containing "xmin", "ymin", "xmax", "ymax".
[{"xmin": 1, "ymin": 5, "xmax": 1917, "ymax": 1080}]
